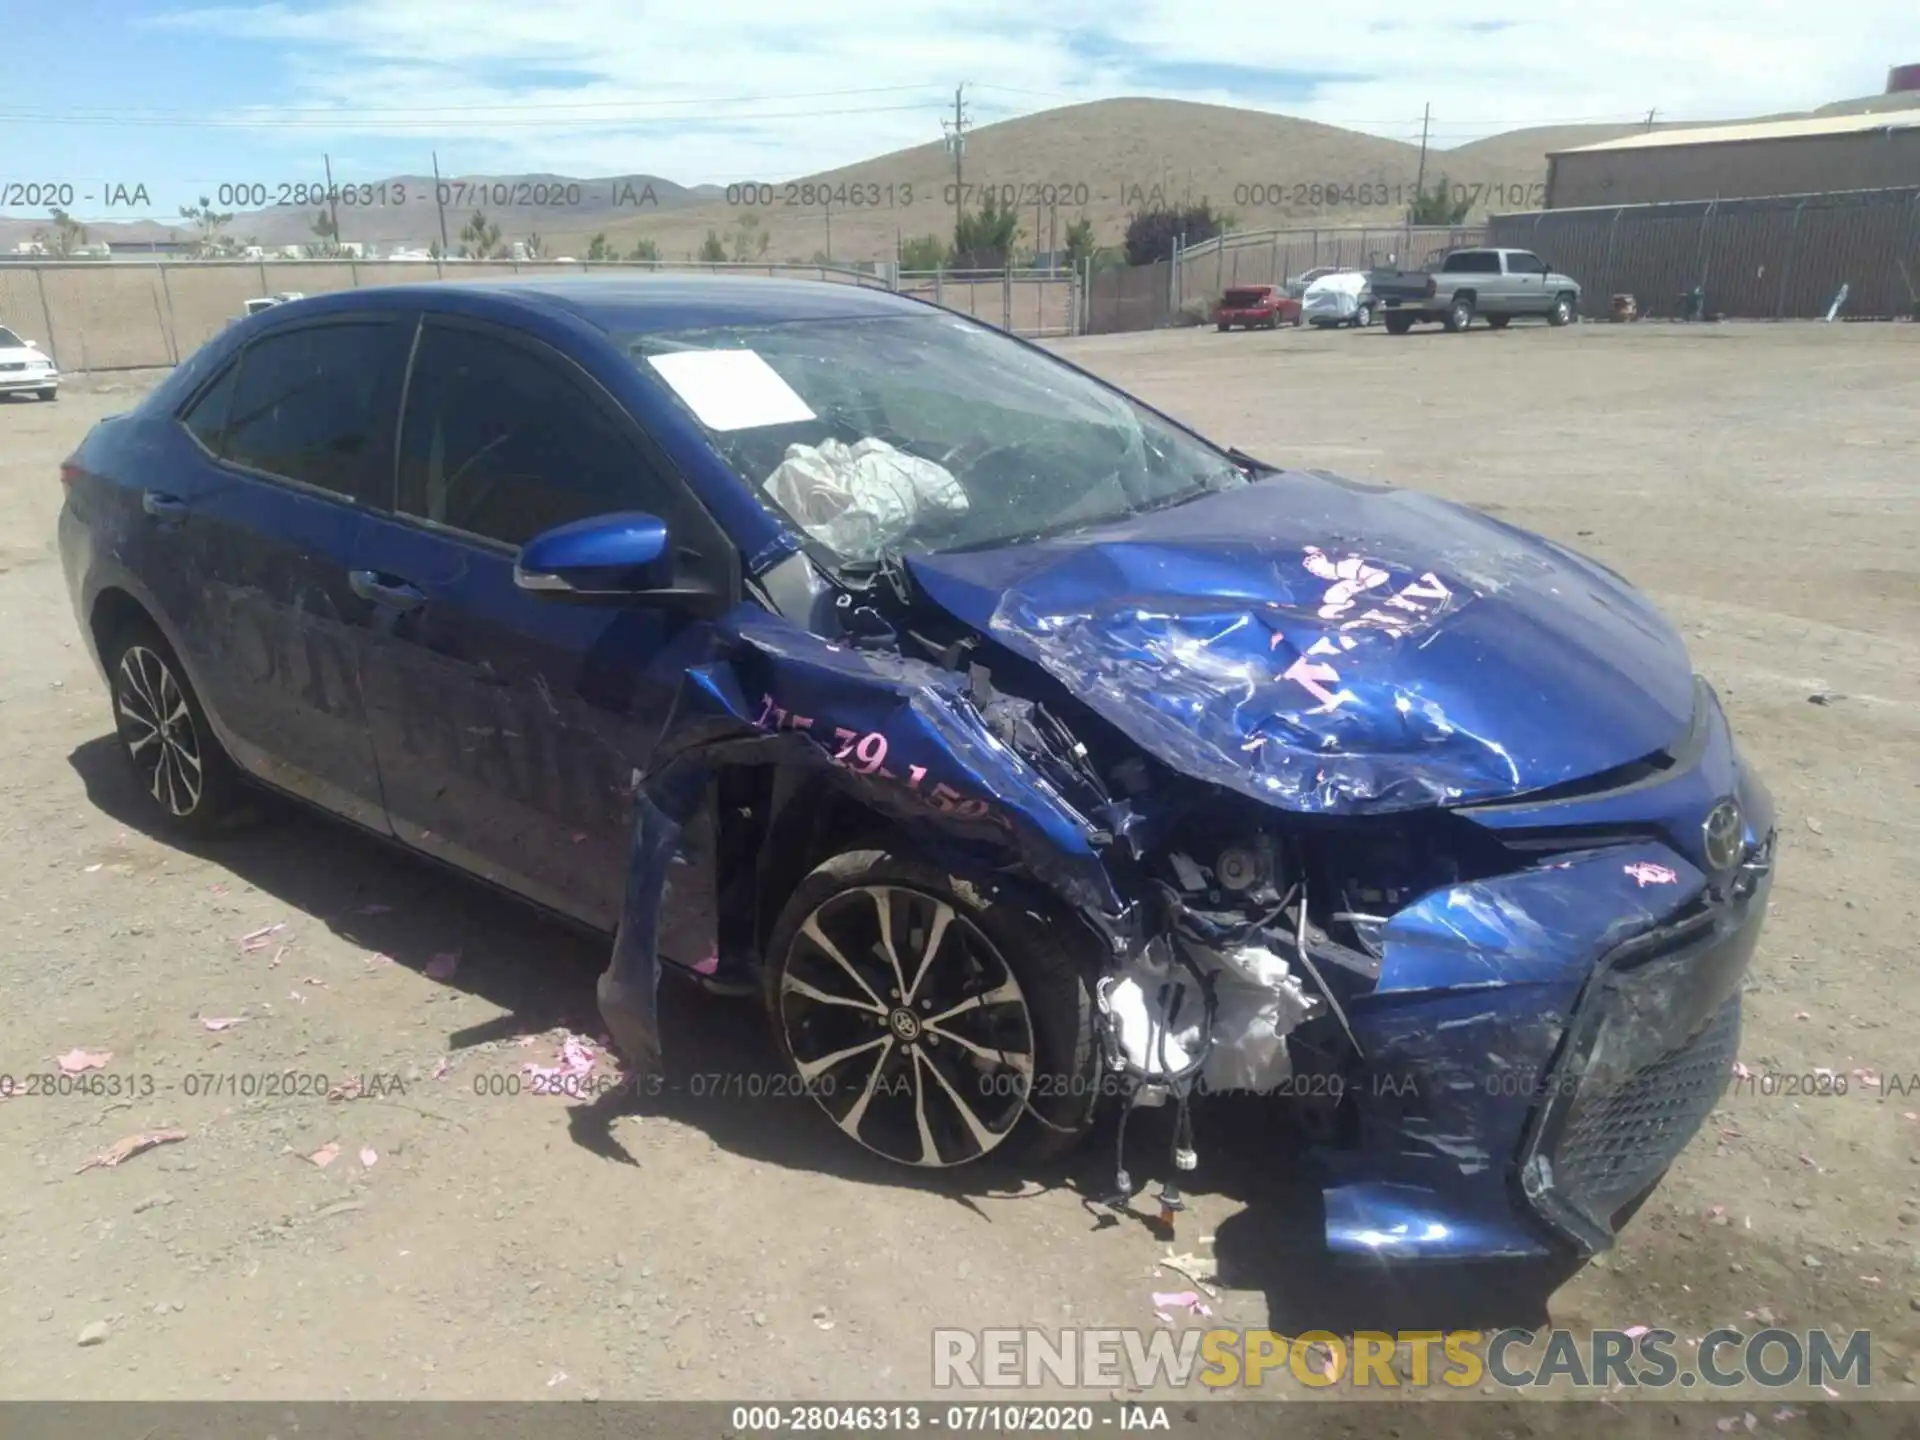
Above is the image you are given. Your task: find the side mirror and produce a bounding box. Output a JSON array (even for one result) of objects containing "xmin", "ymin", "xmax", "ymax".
[{"xmin": 514, "ymin": 511, "xmax": 727, "ymax": 615}]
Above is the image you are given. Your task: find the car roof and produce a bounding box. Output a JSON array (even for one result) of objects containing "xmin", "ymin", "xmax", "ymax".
[{"xmin": 277, "ymin": 272, "xmax": 929, "ymax": 334}]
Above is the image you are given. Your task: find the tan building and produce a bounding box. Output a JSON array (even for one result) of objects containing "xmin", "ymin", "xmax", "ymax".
[{"xmin": 1546, "ymin": 111, "xmax": 1920, "ymax": 209}]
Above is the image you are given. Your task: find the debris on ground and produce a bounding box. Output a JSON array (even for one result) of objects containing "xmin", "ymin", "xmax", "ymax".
[
  {"xmin": 199, "ymin": 1017, "xmax": 246, "ymax": 1031},
  {"xmin": 76, "ymin": 1321, "xmax": 109, "ymax": 1347},
  {"xmin": 359, "ymin": 1147, "xmax": 378, "ymax": 1168},
  {"xmin": 1158, "ymin": 1250, "xmax": 1220, "ymax": 1298},
  {"xmin": 77, "ymin": 1130, "xmax": 188, "ymax": 1173},
  {"xmin": 240, "ymin": 923, "xmax": 287, "ymax": 953},
  {"xmin": 56, "ymin": 1049, "xmax": 112, "ymax": 1074},
  {"xmin": 1151, "ymin": 1291, "xmax": 1211, "ymax": 1317},
  {"xmin": 524, "ymin": 1032, "xmax": 600, "ymax": 1092},
  {"xmin": 308, "ymin": 1142, "xmax": 341, "ymax": 1168}
]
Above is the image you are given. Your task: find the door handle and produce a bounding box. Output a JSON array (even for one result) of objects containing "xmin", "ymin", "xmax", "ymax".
[
  {"xmin": 348, "ymin": 569, "xmax": 427, "ymax": 611},
  {"xmin": 142, "ymin": 491, "xmax": 188, "ymax": 521}
]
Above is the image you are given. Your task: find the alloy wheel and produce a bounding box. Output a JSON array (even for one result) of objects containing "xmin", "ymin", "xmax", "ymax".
[
  {"xmin": 778, "ymin": 884, "xmax": 1036, "ymax": 1167},
  {"xmin": 116, "ymin": 645, "xmax": 203, "ymax": 817}
]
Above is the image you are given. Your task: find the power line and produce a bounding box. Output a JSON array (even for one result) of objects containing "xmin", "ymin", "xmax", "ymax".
[
  {"xmin": 0, "ymin": 83, "xmax": 957, "ymax": 121},
  {"xmin": 0, "ymin": 100, "xmax": 949, "ymax": 131}
]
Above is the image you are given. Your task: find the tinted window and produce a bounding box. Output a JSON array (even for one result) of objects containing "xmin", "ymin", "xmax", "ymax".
[
  {"xmin": 180, "ymin": 361, "xmax": 238, "ymax": 454},
  {"xmin": 397, "ymin": 323, "xmax": 662, "ymax": 548},
  {"xmin": 1505, "ymin": 252, "xmax": 1545, "ymax": 273},
  {"xmin": 1442, "ymin": 251, "xmax": 1501, "ymax": 274},
  {"xmin": 222, "ymin": 321, "xmax": 409, "ymax": 502}
]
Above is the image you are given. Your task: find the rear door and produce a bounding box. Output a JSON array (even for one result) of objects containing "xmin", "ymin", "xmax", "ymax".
[
  {"xmin": 351, "ymin": 315, "xmax": 737, "ymax": 928},
  {"xmin": 156, "ymin": 313, "xmax": 413, "ymax": 829}
]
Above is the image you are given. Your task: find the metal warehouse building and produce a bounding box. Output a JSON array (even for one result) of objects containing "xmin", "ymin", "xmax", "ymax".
[{"xmin": 1546, "ymin": 111, "xmax": 1920, "ymax": 208}]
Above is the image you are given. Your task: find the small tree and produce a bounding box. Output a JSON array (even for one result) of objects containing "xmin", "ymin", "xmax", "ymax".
[
  {"xmin": 1408, "ymin": 175, "xmax": 1473, "ymax": 225},
  {"xmin": 1062, "ymin": 216, "xmax": 1096, "ymax": 271},
  {"xmin": 626, "ymin": 237, "xmax": 660, "ymax": 263},
  {"xmin": 523, "ymin": 232, "xmax": 544, "ymax": 259},
  {"xmin": 898, "ymin": 233, "xmax": 948, "ymax": 270},
  {"xmin": 697, "ymin": 229, "xmax": 728, "ymax": 263},
  {"xmin": 32, "ymin": 207, "xmax": 89, "ymax": 257},
  {"xmin": 178, "ymin": 196, "xmax": 235, "ymax": 258},
  {"xmin": 728, "ymin": 213, "xmax": 771, "ymax": 261},
  {"xmin": 586, "ymin": 232, "xmax": 614, "ymax": 261},
  {"xmin": 1123, "ymin": 201, "xmax": 1223, "ymax": 266},
  {"xmin": 951, "ymin": 191, "xmax": 1020, "ymax": 270},
  {"xmin": 459, "ymin": 210, "xmax": 501, "ymax": 259},
  {"xmin": 303, "ymin": 208, "xmax": 342, "ymax": 259}
]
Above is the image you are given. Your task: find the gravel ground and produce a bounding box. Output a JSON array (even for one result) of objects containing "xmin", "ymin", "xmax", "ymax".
[{"xmin": 0, "ymin": 318, "xmax": 1916, "ymax": 1420}]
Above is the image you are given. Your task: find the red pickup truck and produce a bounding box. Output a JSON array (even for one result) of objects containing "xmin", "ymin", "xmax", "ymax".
[{"xmin": 1214, "ymin": 284, "xmax": 1301, "ymax": 331}]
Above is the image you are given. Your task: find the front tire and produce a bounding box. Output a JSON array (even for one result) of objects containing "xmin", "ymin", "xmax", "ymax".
[
  {"xmin": 103, "ymin": 619, "xmax": 245, "ymax": 838},
  {"xmin": 1549, "ymin": 294, "xmax": 1575, "ymax": 327},
  {"xmin": 1384, "ymin": 313, "xmax": 1414, "ymax": 335},
  {"xmin": 1216, "ymin": 322, "xmax": 1230, "ymax": 332},
  {"xmin": 765, "ymin": 849, "xmax": 1099, "ymax": 1168},
  {"xmin": 38, "ymin": 388, "xmax": 58, "ymax": 402},
  {"xmin": 1351, "ymin": 302, "xmax": 1374, "ymax": 329}
]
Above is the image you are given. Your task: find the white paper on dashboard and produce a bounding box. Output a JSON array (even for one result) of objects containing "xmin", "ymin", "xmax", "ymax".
[{"xmin": 645, "ymin": 349, "xmax": 817, "ymax": 431}]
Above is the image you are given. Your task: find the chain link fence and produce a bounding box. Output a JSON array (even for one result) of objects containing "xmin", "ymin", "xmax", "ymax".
[
  {"xmin": 0, "ymin": 258, "xmax": 1080, "ymax": 373},
  {"xmin": 1486, "ymin": 187, "xmax": 1920, "ymax": 319},
  {"xmin": 1172, "ymin": 224, "xmax": 1489, "ymax": 318}
]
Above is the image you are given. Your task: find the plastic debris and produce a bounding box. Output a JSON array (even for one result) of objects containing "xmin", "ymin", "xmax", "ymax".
[
  {"xmin": 308, "ymin": 1142, "xmax": 341, "ymax": 1168},
  {"xmin": 326, "ymin": 1079, "xmax": 364, "ymax": 1101},
  {"xmin": 200, "ymin": 1017, "xmax": 246, "ymax": 1031},
  {"xmin": 84, "ymin": 863, "xmax": 102, "ymax": 873},
  {"xmin": 692, "ymin": 949, "xmax": 721, "ymax": 976},
  {"xmin": 1731, "ymin": 1061, "xmax": 1752, "ymax": 1079},
  {"xmin": 425, "ymin": 951, "xmax": 461, "ymax": 981},
  {"xmin": 240, "ymin": 923, "xmax": 287, "ymax": 953},
  {"xmin": 77, "ymin": 1130, "xmax": 187, "ymax": 1173},
  {"xmin": 359, "ymin": 1146, "xmax": 378, "ymax": 1168},
  {"xmin": 1159, "ymin": 1251, "xmax": 1220, "ymax": 1297},
  {"xmin": 524, "ymin": 1032, "xmax": 599, "ymax": 1092},
  {"xmin": 431, "ymin": 1057, "xmax": 451, "ymax": 1080},
  {"xmin": 1151, "ymin": 1291, "xmax": 1211, "ymax": 1317},
  {"xmin": 1622, "ymin": 1325, "xmax": 1649, "ymax": 1339},
  {"xmin": 57, "ymin": 1049, "xmax": 112, "ymax": 1074}
]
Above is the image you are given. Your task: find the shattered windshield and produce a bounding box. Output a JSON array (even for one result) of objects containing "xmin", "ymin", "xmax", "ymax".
[{"xmin": 623, "ymin": 313, "xmax": 1247, "ymax": 565}]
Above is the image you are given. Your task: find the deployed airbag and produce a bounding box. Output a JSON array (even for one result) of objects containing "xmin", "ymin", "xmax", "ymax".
[{"xmin": 763, "ymin": 437, "xmax": 968, "ymax": 561}]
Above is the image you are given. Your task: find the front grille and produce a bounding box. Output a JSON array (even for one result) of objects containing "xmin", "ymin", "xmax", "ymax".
[{"xmin": 1549, "ymin": 997, "xmax": 1739, "ymax": 1230}]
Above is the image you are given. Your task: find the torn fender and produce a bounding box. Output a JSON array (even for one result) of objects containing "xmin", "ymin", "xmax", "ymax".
[{"xmin": 597, "ymin": 605, "xmax": 1132, "ymax": 1070}]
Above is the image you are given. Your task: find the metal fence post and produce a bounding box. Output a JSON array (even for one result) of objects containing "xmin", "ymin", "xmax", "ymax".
[
  {"xmin": 1775, "ymin": 199, "xmax": 1804, "ymax": 318},
  {"xmin": 1694, "ymin": 200, "xmax": 1716, "ymax": 293},
  {"xmin": 350, "ymin": 258, "xmax": 360, "ymax": 288},
  {"xmin": 1003, "ymin": 266, "xmax": 1011, "ymax": 330},
  {"xmin": 158, "ymin": 263, "xmax": 182, "ymax": 364},
  {"xmin": 34, "ymin": 266, "xmax": 61, "ymax": 370},
  {"xmin": 1601, "ymin": 208, "xmax": 1621, "ymax": 300},
  {"xmin": 258, "ymin": 260, "xmax": 269, "ymax": 294},
  {"xmin": 934, "ymin": 266, "xmax": 944, "ymax": 307}
]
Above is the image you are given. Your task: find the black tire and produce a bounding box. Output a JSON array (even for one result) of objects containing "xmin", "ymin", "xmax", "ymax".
[
  {"xmin": 1292, "ymin": 313, "xmax": 1304, "ymax": 327},
  {"xmin": 1384, "ymin": 313, "xmax": 1414, "ymax": 335},
  {"xmin": 1549, "ymin": 293, "xmax": 1575, "ymax": 327},
  {"xmin": 764, "ymin": 848, "xmax": 1100, "ymax": 1169},
  {"xmin": 38, "ymin": 388, "xmax": 58, "ymax": 401},
  {"xmin": 102, "ymin": 618, "xmax": 246, "ymax": 838},
  {"xmin": 1216, "ymin": 322, "xmax": 1230, "ymax": 332},
  {"xmin": 1351, "ymin": 303, "xmax": 1374, "ymax": 329},
  {"xmin": 1444, "ymin": 295, "xmax": 1475, "ymax": 332},
  {"xmin": 1485, "ymin": 315, "xmax": 1511, "ymax": 330}
]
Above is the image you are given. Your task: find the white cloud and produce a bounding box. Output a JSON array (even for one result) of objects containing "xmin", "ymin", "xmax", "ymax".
[{"xmin": 147, "ymin": 0, "xmax": 1920, "ymax": 181}]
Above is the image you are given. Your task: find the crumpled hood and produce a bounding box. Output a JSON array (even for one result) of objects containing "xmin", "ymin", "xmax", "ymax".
[{"xmin": 904, "ymin": 469, "xmax": 1697, "ymax": 813}]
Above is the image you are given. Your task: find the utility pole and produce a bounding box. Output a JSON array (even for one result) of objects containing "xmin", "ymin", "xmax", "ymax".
[
  {"xmin": 1413, "ymin": 103, "xmax": 1432, "ymax": 199},
  {"xmin": 323, "ymin": 153, "xmax": 343, "ymax": 255},
  {"xmin": 431, "ymin": 151, "xmax": 452, "ymax": 257},
  {"xmin": 942, "ymin": 84, "xmax": 970, "ymax": 241},
  {"xmin": 1645, "ymin": 107, "xmax": 1659, "ymax": 131}
]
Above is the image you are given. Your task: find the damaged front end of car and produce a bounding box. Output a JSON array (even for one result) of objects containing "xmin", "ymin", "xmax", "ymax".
[{"xmin": 593, "ymin": 462, "xmax": 1776, "ymax": 1265}]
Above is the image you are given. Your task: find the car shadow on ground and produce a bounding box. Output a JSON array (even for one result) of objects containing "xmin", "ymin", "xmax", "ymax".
[{"xmin": 69, "ymin": 730, "xmax": 1575, "ymax": 1333}]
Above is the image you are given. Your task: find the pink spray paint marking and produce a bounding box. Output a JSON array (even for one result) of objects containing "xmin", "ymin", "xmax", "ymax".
[{"xmin": 1623, "ymin": 862, "xmax": 1679, "ymax": 887}]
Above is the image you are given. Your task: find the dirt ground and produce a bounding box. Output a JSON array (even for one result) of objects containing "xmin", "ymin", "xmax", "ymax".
[{"xmin": 1, "ymin": 318, "xmax": 1917, "ymax": 1416}]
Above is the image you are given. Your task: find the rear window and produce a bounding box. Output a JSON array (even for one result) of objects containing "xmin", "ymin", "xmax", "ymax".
[
  {"xmin": 1222, "ymin": 288, "xmax": 1272, "ymax": 306},
  {"xmin": 1442, "ymin": 251, "xmax": 1501, "ymax": 274}
]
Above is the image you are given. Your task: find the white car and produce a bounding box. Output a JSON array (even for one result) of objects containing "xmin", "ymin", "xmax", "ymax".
[
  {"xmin": 0, "ymin": 324, "xmax": 59, "ymax": 401},
  {"xmin": 1300, "ymin": 269, "xmax": 1376, "ymax": 329}
]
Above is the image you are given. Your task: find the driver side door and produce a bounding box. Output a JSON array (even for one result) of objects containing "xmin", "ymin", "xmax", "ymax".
[{"xmin": 351, "ymin": 315, "xmax": 737, "ymax": 928}]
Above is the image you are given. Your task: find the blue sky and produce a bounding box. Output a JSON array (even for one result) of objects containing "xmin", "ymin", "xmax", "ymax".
[{"xmin": 2, "ymin": 0, "xmax": 1914, "ymax": 221}]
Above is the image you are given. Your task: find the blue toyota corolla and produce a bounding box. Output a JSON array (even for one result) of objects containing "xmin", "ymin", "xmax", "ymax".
[{"xmin": 57, "ymin": 275, "xmax": 1774, "ymax": 1263}]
